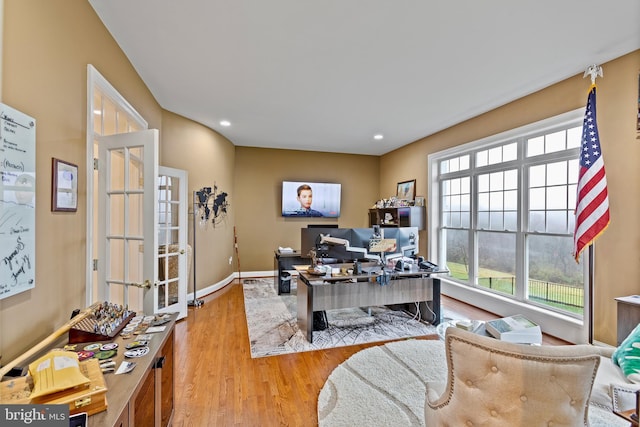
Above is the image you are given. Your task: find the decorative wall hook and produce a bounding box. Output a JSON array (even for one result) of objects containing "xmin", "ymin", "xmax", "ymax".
[{"xmin": 583, "ymin": 64, "xmax": 603, "ymax": 85}]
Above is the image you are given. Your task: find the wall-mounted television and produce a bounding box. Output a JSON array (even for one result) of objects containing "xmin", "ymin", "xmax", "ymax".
[{"xmin": 282, "ymin": 181, "xmax": 341, "ymax": 218}]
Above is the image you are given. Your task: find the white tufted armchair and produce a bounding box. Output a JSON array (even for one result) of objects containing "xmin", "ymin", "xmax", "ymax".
[{"xmin": 424, "ymin": 327, "xmax": 609, "ymax": 427}]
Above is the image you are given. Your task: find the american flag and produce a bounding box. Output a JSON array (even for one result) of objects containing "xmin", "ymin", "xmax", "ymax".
[{"xmin": 573, "ymin": 85, "xmax": 610, "ymax": 262}]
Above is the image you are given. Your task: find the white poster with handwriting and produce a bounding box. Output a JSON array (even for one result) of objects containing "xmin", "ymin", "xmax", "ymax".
[{"xmin": 0, "ymin": 103, "xmax": 36, "ymax": 300}]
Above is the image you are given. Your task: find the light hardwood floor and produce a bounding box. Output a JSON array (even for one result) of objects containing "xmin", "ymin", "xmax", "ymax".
[{"xmin": 172, "ymin": 279, "xmax": 567, "ymax": 426}]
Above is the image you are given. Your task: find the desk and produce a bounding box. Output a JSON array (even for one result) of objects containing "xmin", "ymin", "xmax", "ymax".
[
  {"xmin": 297, "ymin": 263, "xmax": 444, "ymax": 342},
  {"xmin": 274, "ymin": 250, "xmax": 308, "ymax": 294}
]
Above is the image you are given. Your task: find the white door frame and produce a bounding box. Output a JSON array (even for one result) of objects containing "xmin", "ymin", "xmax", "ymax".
[{"xmin": 86, "ymin": 65, "xmax": 148, "ymax": 306}]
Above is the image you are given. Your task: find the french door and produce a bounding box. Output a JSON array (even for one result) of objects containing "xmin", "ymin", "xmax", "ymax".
[
  {"xmin": 88, "ymin": 65, "xmax": 188, "ymax": 317},
  {"xmin": 97, "ymin": 130, "xmax": 158, "ymax": 314},
  {"xmin": 157, "ymin": 166, "xmax": 188, "ymax": 319}
]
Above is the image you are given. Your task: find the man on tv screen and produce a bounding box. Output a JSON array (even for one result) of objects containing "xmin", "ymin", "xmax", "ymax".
[{"xmin": 290, "ymin": 184, "xmax": 323, "ymax": 217}]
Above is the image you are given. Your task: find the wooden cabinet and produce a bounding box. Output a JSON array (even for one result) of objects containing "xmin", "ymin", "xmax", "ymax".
[
  {"xmin": 0, "ymin": 312, "xmax": 176, "ymax": 427},
  {"xmin": 126, "ymin": 331, "xmax": 174, "ymax": 427},
  {"xmin": 616, "ymin": 296, "xmax": 640, "ymax": 345},
  {"xmin": 112, "ymin": 408, "xmax": 129, "ymax": 427},
  {"xmin": 159, "ymin": 333, "xmax": 174, "ymax": 427},
  {"xmin": 132, "ymin": 366, "xmax": 156, "ymax": 427},
  {"xmin": 91, "ymin": 318, "xmax": 176, "ymax": 427},
  {"xmin": 368, "ymin": 206, "xmax": 425, "ymax": 230}
]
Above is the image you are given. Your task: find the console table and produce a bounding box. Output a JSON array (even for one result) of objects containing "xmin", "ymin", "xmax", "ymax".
[
  {"xmin": 88, "ymin": 314, "xmax": 176, "ymax": 427},
  {"xmin": 0, "ymin": 312, "xmax": 176, "ymax": 427},
  {"xmin": 297, "ymin": 263, "xmax": 444, "ymax": 342}
]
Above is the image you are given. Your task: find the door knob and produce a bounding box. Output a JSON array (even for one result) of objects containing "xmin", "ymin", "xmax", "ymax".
[{"xmin": 128, "ymin": 279, "xmax": 152, "ymax": 289}]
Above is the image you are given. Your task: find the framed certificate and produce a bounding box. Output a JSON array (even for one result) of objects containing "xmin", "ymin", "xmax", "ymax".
[{"xmin": 51, "ymin": 158, "xmax": 78, "ymax": 212}]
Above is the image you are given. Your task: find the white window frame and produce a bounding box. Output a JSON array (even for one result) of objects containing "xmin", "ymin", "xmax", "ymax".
[{"xmin": 428, "ymin": 109, "xmax": 592, "ymax": 343}]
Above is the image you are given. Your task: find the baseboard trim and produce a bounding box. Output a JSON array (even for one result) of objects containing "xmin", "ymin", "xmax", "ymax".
[{"xmin": 188, "ymin": 271, "xmax": 276, "ymax": 300}]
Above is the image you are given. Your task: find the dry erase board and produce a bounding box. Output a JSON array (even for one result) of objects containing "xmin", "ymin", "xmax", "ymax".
[{"xmin": 0, "ymin": 103, "xmax": 36, "ymax": 300}]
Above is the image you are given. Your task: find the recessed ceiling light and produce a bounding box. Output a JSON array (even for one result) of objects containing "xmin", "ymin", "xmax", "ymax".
[
  {"xmin": 373, "ymin": 134, "xmax": 384, "ymax": 140},
  {"xmin": 220, "ymin": 120, "xmax": 231, "ymax": 127}
]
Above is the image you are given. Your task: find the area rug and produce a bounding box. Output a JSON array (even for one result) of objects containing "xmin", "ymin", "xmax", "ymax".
[
  {"xmin": 243, "ymin": 278, "xmax": 438, "ymax": 358},
  {"xmin": 317, "ymin": 339, "xmax": 627, "ymax": 427}
]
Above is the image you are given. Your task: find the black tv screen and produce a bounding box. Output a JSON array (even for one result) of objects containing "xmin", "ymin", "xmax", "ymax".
[{"xmin": 282, "ymin": 181, "xmax": 341, "ymax": 218}]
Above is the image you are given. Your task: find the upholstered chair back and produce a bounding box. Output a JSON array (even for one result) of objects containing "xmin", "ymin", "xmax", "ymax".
[{"xmin": 425, "ymin": 327, "xmax": 602, "ymax": 427}]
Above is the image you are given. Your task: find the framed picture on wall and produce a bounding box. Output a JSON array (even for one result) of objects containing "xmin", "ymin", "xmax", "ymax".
[
  {"xmin": 397, "ymin": 179, "xmax": 416, "ymax": 201},
  {"xmin": 52, "ymin": 158, "xmax": 78, "ymax": 212}
]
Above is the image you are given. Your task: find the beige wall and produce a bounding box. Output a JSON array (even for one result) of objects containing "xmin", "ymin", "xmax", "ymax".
[
  {"xmin": 233, "ymin": 147, "xmax": 379, "ymax": 271},
  {"xmin": 160, "ymin": 110, "xmax": 237, "ymax": 288},
  {"xmin": 0, "ymin": 1, "xmax": 241, "ymax": 364},
  {"xmin": 380, "ymin": 50, "xmax": 640, "ymax": 345},
  {"xmin": 0, "ymin": 1, "xmax": 164, "ymax": 362}
]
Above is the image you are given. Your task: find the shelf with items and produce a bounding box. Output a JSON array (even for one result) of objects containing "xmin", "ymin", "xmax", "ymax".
[{"xmin": 368, "ymin": 206, "xmax": 425, "ymax": 230}]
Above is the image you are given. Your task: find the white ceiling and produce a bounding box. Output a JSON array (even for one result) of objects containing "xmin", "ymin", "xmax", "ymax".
[{"xmin": 88, "ymin": 0, "xmax": 640, "ymax": 156}]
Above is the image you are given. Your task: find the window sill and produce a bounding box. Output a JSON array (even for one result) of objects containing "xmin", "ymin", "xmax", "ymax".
[{"xmin": 440, "ymin": 278, "xmax": 587, "ymax": 344}]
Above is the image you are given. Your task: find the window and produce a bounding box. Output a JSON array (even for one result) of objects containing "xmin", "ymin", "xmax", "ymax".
[{"xmin": 430, "ymin": 110, "xmax": 586, "ymax": 318}]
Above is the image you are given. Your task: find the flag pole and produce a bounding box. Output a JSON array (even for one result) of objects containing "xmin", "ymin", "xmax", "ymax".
[
  {"xmin": 577, "ymin": 64, "xmax": 606, "ymax": 344},
  {"xmin": 588, "ymin": 244, "xmax": 594, "ymax": 344}
]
